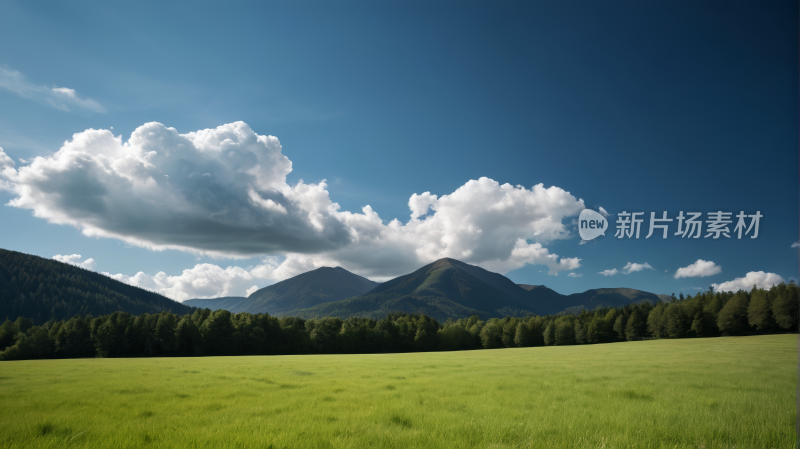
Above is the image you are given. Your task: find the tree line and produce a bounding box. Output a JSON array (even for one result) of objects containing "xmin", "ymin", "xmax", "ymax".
[{"xmin": 1, "ymin": 282, "xmax": 797, "ymax": 361}]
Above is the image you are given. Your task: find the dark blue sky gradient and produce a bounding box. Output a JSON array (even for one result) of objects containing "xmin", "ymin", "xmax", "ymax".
[{"xmin": 0, "ymin": 1, "xmax": 796, "ymax": 295}]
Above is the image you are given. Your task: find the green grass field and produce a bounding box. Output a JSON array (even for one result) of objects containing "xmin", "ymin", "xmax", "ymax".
[{"xmin": 0, "ymin": 334, "xmax": 795, "ymax": 449}]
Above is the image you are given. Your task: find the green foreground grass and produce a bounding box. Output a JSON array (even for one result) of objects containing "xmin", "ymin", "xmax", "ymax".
[{"xmin": 0, "ymin": 334, "xmax": 795, "ymax": 449}]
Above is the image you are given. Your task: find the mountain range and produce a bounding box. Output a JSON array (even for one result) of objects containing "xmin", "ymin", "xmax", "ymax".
[
  {"xmin": 184, "ymin": 266, "xmax": 379, "ymax": 315},
  {"xmin": 187, "ymin": 258, "xmax": 664, "ymax": 321},
  {"xmin": 1, "ymin": 247, "xmax": 666, "ymax": 323}
]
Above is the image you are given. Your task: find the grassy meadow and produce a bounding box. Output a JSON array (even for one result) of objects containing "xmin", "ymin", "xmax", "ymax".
[{"xmin": 0, "ymin": 334, "xmax": 795, "ymax": 449}]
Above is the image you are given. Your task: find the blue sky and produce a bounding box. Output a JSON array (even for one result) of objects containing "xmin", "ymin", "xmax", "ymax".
[{"xmin": 0, "ymin": 1, "xmax": 797, "ymax": 301}]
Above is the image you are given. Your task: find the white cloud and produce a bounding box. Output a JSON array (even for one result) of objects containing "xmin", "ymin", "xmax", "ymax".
[
  {"xmin": 52, "ymin": 254, "xmax": 97, "ymax": 271},
  {"xmin": 598, "ymin": 268, "xmax": 619, "ymax": 276},
  {"xmin": 792, "ymin": 242, "xmax": 800, "ymax": 248},
  {"xmin": 100, "ymin": 254, "xmax": 343, "ymax": 302},
  {"xmin": 674, "ymin": 259, "xmax": 721, "ymax": 279},
  {"xmin": 622, "ymin": 262, "xmax": 654, "ymax": 274},
  {"xmin": 712, "ymin": 271, "xmax": 785, "ymax": 292},
  {"xmin": 104, "ymin": 260, "xmax": 280, "ymax": 302},
  {"xmin": 1, "ymin": 121, "xmax": 585, "ymax": 284},
  {"xmin": 0, "ymin": 67, "xmax": 105, "ymax": 113},
  {"xmin": 567, "ymin": 272, "xmax": 582, "ymax": 278}
]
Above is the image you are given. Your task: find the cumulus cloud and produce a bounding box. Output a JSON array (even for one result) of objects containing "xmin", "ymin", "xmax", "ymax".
[
  {"xmin": 103, "ymin": 261, "xmax": 281, "ymax": 302},
  {"xmin": 0, "ymin": 121, "xmax": 585, "ymax": 283},
  {"xmin": 0, "ymin": 67, "xmax": 105, "ymax": 112},
  {"xmin": 598, "ymin": 268, "xmax": 619, "ymax": 276},
  {"xmin": 53, "ymin": 254, "xmax": 97, "ymax": 271},
  {"xmin": 622, "ymin": 262, "xmax": 654, "ymax": 274},
  {"xmin": 711, "ymin": 271, "xmax": 785, "ymax": 292},
  {"xmin": 674, "ymin": 259, "xmax": 721, "ymax": 279},
  {"xmin": 567, "ymin": 272, "xmax": 582, "ymax": 278},
  {"xmin": 792, "ymin": 242, "xmax": 800, "ymax": 248}
]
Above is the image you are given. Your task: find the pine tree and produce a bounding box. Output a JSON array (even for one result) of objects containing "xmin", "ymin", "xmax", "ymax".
[
  {"xmin": 665, "ymin": 305, "xmax": 690, "ymax": 338},
  {"xmin": 625, "ymin": 311, "xmax": 644, "ymax": 341},
  {"xmin": 555, "ymin": 321, "xmax": 575, "ymax": 345},
  {"xmin": 772, "ymin": 283, "xmax": 799, "ymax": 331},
  {"xmin": 0, "ymin": 318, "xmax": 18, "ymax": 351},
  {"xmin": 574, "ymin": 322, "xmax": 587, "ymax": 344},
  {"xmin": 613, "ymin": 315, "xmax": 627, "ymax": 340},
  {"xmin": 747, "ymin": 288, "xmax": 774, "ymax": 331},
  {"xmin": 647, "ymin": 306, "xmax": 666, "ymax": 338},
  {"xmin": 717, "ymin": 292, "xmax": 750, "ymax": 335}
]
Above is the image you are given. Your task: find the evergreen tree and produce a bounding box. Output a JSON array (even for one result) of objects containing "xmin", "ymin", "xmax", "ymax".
[
  {"xmin": 574, "ymin": 321, "xmax": 587, "ymax": 344},
  {"xmin": 717, "ymin": 292, "xmax": 750, "ymax": 335},
  {"xmin": 155, "ymin": 313, "xmax": 178, "ymax": 354},
  {"xmin": 613, "ymin": 315, "xmax": 627, "ymax": 340},
  {"xmin": 690, "ymin": 311, "xmax": 706, "ymax": 337},
  {"xmin": 747, "ymin": 288, "xmax": 774, "ymax": 331},
  {"xmin": 647, "ymin": 306, "xmax": 666, "ymax": 338},
  {"xmin": 200, "ymin": 310, "xmax": 235, "ymax": 354},
  {"xmin": 772, "ymin": 283, "xmax": 798, "ymax": 331},
  {"xmin": 555, "ymin": 321, "xmax": 575, "ymax": 345},
  {"xmin": 625, "ymin": 311, "xmax": 644, "ymax": 341},
  {"xmin": 0, "ymin": 326, "xmax": 52, "ymax": 360},
  {"xmin": 92, "ymin": 319, "xmax": 117, "ymax": 357},
  {"xmin": 175, "ymin": 316, "xmax": 203, "ymax": 355},
  {"xmin": 0, "ymin": 318, "xmax": 19, "ymax": 351},
  {"xmin": 527, "ymin": 317, "xmax": 546, "ymax": 347},
  {"xmin": 665, "ymin": 305, "xmax": 690, "ymax": 338}
]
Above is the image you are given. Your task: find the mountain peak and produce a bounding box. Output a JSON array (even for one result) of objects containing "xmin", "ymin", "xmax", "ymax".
[
  {"xmin": 191, "ymin": 265, "xmax": 379, "ymax": 315},
  {"xmin": 430, "ymin": 258, "xmax": 458, "ymax": 269}
]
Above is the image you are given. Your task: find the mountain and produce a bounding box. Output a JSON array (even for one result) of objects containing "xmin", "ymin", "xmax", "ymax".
[
  {"xmin": 181, "ymin": 296, "xmax": 248, "ymax": 311},
  {"xmin": 560, "ymin": 288, "xmax": 662, "ymax": 312},
  {"xmin": 519, "ymin": 285, "xmax": 663, "ymax": 315},
  {"xmin": 0, "ymin": 248, "xmax": 193, "ymax": 324},
  {"xmin": 184, "ymin": 266, "xmax": 379, "ymax": 315},
  {"xmin": 293, "ymin": 258, "xmax": 665, "ymax": 320},
  {"xmin": 295, "ymin": 258, "xmax": 537, "ymax": 321}
]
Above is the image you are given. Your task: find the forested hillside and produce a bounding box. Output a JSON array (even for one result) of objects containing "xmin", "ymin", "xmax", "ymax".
[
  {"xmin": 185, "ymin": 266, "xmax": 379, "ymax": 315},
  {"xmin": 293, "ymin": 259, "xmax": 663, "ymax": 319},
  {"xmin": 0, "ymin": 249, "xmax": 192, "ymax": 324},
  {"xmin": 1, "ymin": 281, "xmax": 795, "ymax": 360},
  {"xmin": 298, "ymin": 258, "xmax": 536, "ymax": 320}
]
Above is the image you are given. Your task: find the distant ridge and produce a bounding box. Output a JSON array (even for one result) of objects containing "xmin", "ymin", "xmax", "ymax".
[
  {"xmin": 184, "ymin": 266, "xmax": 379, "ymax": 315},
  {"xmin": 0, "ymin": 248, "xmax": 192, "ymax": 324},
  {"xmin": 292, "ymin": 259, "xmax": 664, "ymax": 320},
  {"xmin": 182, "ymin": 296, "xmax": 248, "ymax": 311},
  {"xmin": 295, "ymin": 258, "xmax": 535, "ymax": 320}
]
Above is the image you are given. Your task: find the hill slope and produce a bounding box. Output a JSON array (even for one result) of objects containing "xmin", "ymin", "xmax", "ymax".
[
  {"xmin": 564, "ymin": 288, "xmax": 662, "ymax": 310},
  {"xmin": 294, "ymin": 259, "xmax": 665, "ymax": 320},
  {"xmin": 0, "ymin": 248, "xmax": 193, "ymax": 324},
  {"xmin": 518, "ymin": 285, "xmax": 663, "ymax": 315},
  {"xmin": 295, "ymin": 258, "xmax": 535, "ymax": 320},
  {"xmin": 182, "ymin": 296, "xmax": 249, "ymax": 311},
  {"xmin": 185, "ymin": 266, "xmax": 379, "ymax": 315}
]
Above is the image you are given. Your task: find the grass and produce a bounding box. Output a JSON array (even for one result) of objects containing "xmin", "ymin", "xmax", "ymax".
[{"xmin": 0, "ymin": 334, "xmax": 795, "ymax": 449}]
